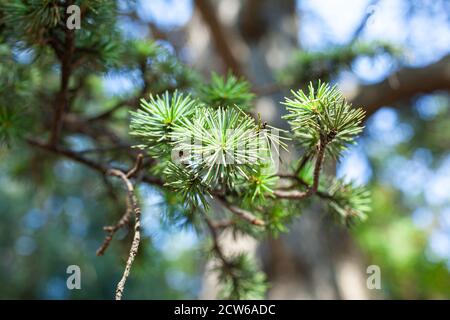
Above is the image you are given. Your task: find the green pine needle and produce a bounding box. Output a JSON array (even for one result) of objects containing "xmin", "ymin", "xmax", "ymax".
[
  {"xmin": 130, "ymin": 90, "xmax": 201, "ymax": 156},
  {"xmin": 216, "ymin": 253, "xmax": 268, "ymax": 299},
  {"xmin": 171, "ymin": 106, "xmax": 271, "ymax": 189},
  {"xmin": 327, "ymin": 178, "xmax": 371, "ymax": 225},
  {"xmin": 200, "ymin": 72, "xmax": 255, "ymax": 111},
  {"xmin": 283, "ymin": 81, "xmax": 366, "ymax": 159},
  {"xmin": 163, "ymin": 161, "xmax": 212, "ymax": 210}
]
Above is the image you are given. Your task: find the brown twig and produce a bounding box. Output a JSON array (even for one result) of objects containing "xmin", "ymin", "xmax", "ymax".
[
  {"xmin": 294, "ymin": 151, "xmax": 312, "ymax": 176},
  {"xmin": 201, "ymin": 211, "xmax": 230, "ymax": 267},
  {"xmin": 274, "ymin": 139, "xmax": 327, "ymax": 199},
  {"xmin": 96, "ymin": 154, "xmax": 144, "ymax": 257},
  {"xmin": 195, "ymin": 0, "xmax": 244, "ymax": 77},
  {"xmin": 277, "ymin": 174, "xmax": 334, "ymax": 200},
  {"xmin": 96, "ymin": 196, "xmax": 132, "ymax": 256},
  {"xmin": 97, "ymin": 153, "xmax": 144, "ymax": 256},
  {"xmin": 87, "ymin": 98, "xmax": 138, "ymax": 122},
  {"xmin": 76, "ymin": 144, "xmax": 133, "ymax": 155},
  {"xmin": 126, "ymin": 153, "xmax": 144, "ymax": 178},
  {"xmin": 27, "ymin": 137, "xmax": 108, "ymax": 173},
  {"xmin": 49, "ymin": 0, "xmax": 75, "ymax": 145},
  {"xmin": 28, "ymin": 137, "xmax": 148, "ymax": 299},
  {"xmin": 215, "ymin": 194, "xmax": 265, "ymax": 226},
  {"xmin": 349, "ymin": 0, "xmax": 379, "ymax": 45},
  {"xmin": 26, "ymin": 138, "xmax": 164, "ymax": 186},
  {"xmin": 107, "ymin": 167, "xmax": 141, "ymax": 301}
]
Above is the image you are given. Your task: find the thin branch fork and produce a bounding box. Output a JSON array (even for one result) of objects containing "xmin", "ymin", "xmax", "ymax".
[
  {"xmin": 105, "ymin": 154, "xmax": 143, "ymax": 301},
  {"xmin": 215, "ymin": 194, "xmax": 265, "ymax": 226},
  {"xmin": 277, "ymin": 174, "xmax": 334, "ymax": 200},
  {"xmin": 30, "ymin": 135, "xmax": 263, "ymax": 230},
  {"xmin": 96, "ymin": 154, "xmax": 143, "ymax": 254},
  {"xmin": 274, "ymin": 139, "xmax": 327, "ymax": 200},
  {"xmin": 96, "ymin": 196, "xmax": 132, "ymax": 256},
  {"xmin": 28, "ymin": 136, "xmax": 148, "ymax": 299},
  {"xmin": 96, "ymin": 154, "xmax": 144, "ymax": 257}
]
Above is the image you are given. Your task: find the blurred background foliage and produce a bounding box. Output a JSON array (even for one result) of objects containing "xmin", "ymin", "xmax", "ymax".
[{"xmin": 0, "ymin": 0, "xmax": 450, "ymax": 299}]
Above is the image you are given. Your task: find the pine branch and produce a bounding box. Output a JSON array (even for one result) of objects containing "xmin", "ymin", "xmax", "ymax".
[
  {"xmin": 26, "ymin": 138, "xmax": 163, "ymax": 186},
  {"xmin": 96, "ymin": 196, "xmax": 132, "ymax": 257},
  {"xmin": 215, "ymin": 194, "xmax": 265, "ymax": 226},
  {"xmin": 200, "ymin": 72, "xmax": 255, "ymax": 111},
  {"xmin": 194, "ymin": 0, "xmax": 244, "ymax": 76},
  {"xmin": 277, "ymin": 174, "xmax": 334, "ymax": 200},
  {"xmin": 107, "ymin": 167, "xmax": 141, "ymax": 301},
  {"xmin": 349, "ymin": 0, "xmax": 379, "ymax": 44},
  {"xmin": 294, "ymin": 151, "xmax": 312, "ymax": 176},
  {"xmin": 200, "ymin": 209, "xmax": 267, "ymax": 299},
  {"xmin": 274, "ymin": 137, "xmax": 327, "ymax": 199},
  {"xmin": 49, "ymin": 0, "xmax": 76, "ymax": 146},
  {"xmin": 87, "ymin": 98, "xmax": 139, "ymax": 122},
  {"xmin": 201, "ymin": 210, "xmax": 230, "ymax": 267},
  {"xmin": 27, "ymin": 137, "xmax": 108, "ymax": 173},
  {"xmin": 96, "ymin": 154, "xmax": 143, "ymax": 256}
]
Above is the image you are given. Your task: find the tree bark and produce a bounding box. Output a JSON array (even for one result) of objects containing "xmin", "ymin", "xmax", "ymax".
[{"xmin": 350, "ymin": 54, "xmax": 450, "ymax": 117}]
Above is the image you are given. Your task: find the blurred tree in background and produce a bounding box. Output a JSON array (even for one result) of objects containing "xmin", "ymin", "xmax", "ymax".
[{"xmin": 0, "ymin": 0, "xmax": 450, "ymax": 299}]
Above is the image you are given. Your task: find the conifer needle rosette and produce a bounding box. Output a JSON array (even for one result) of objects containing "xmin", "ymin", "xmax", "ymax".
[
  {"xmin": 170, "ymin": 106, "xmax": 283, "ymax": 190},
  {"xmin": 130, "ymin": 90, "xmax": 200, "ymax": 156},
  {"xmin": 327, "ymin": 178, "xmax": 371, "ymax": 225},
  {"xmin": 163, "ymin": 161, "xmax": 212, "ymax": 210},
  {"xmin": 130, "ymin": 88, "xmax": 286, "ymax": 210},
  {"xmin": 200, "ymin": 72, "xmax": 255, "ymax": 111},
  {"xmin": 283, "ymin": 81, "xmax": 366, "ymax": 159}
]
